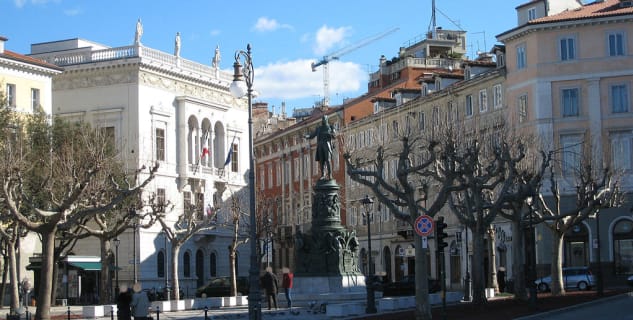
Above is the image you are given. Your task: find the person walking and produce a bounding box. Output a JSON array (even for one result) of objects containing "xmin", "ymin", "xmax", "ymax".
[
  {"xmin": 261, "ymin": 267, "xmax": 279, "ymax": 310},
  {"xmin": 282, "ymin": 267, "xmax": 293, "ymax": 309},
  {"xmin": 130, "ymin": 282, "xmax": 151, "ymax": 319},
  {"xmin": 117, "ymin": 284, "xmax": 133, "ymax": 320}
]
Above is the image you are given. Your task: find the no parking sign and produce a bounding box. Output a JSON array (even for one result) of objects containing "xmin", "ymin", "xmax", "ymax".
[{"xmin": 414, "ymin": 214, "xmax": 434, "ymax": 237}]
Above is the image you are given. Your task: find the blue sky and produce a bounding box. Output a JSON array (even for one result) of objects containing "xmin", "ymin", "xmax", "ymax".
[{"xmin": 2, "ymin": 0, "xmax": 529, "ymax": 114}]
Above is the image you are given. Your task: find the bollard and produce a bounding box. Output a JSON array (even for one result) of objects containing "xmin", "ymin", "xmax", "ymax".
[
  {"xmin": 204, "ymin": 306, "xmax": 208, "ymax": 320},
  {"xmin": 67, "ymin": 306, "xmax": 71, "ymax": 320},
  {"xmin": 156, "ymin": 305, "xmax": 160, "ymax": 320}
]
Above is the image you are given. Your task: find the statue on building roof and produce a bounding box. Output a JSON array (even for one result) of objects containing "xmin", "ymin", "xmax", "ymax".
[
  {"xmin": 135, "ymin": 18, "xmax": 143, "ymax": 44},
  {"xmin": 174, "ymin": 32, "xmax": 181, "ymax": 57},
  {"xmin": 212, "ymin": 45, "xmax": 221, "ymax": 69}
]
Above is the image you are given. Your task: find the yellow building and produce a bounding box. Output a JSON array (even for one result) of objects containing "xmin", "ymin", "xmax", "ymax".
[{"xmin": 0, "ymin": 36, "xmax": 62, "ymax": 114}]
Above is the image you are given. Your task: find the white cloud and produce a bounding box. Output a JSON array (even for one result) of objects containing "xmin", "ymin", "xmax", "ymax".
[
  {"xmin": 254, "ymin": 59, "xmax": 366, "ymax": 102},
  {"xmin": 313, "ymin": 25, "xmax": 352, "ymax": 56},
  {"xmin": 63, "ymin": 7, "xmax": 81, "ymax": 16},
  {"xmin": 252, "ymin": 17, "xmax": 292, "ymax": 32},
  {"xmin": 209, "ymin": 29, "xmax": 221, "ymax": 37},
  {"xmin": 14, "ymin": 0, "xmax": 59, "ymax": 8}
]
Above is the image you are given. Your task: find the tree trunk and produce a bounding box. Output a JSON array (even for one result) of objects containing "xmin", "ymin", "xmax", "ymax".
[
  {"xmin": 171, "ymin": 244, "xmax": 181, "ymax": 300},
  {"xmin": 35, "ymin": 229, "xmax": 55, "ymax": 320},
  {"xmin": 51, "ymin": 254, "xmax": 59, "ymax": 306},
  {"xmin": 0, "ymin": 245, "xmax": 7, "ymax": 309},
  {"xmin": 511, "ymin": 220, "xmax": 528, "ymax": 300},
  {"xmin": 99, "ymin": 238, "xmax": 112, "ymax": 304},
  {"xmin": 471, "ymin": 221, "xmax": 487, "ymax": 305},
  {"xmin": 414, "ymin": 236, "xmax": 431, "ymax": 320},
  {"xmin": 550, "ymin": 230, "xmax": 565, "ymax": 296},
  {"xmin": 488, "ymin": 227, "xmax": 499, "ymax": 294},
  {"xmin": 229, "ymin": 246, "xmax": 237, "ymax": 297},
  {"xmin": 8, "ymin": 238, "xmax": 20, "ymax": 312}
]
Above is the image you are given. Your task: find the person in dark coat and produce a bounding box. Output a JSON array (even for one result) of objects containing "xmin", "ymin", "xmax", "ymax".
[
  {"xmin": 497, "ymin": 267, "xmax": 507, "ymax": 293},
  {"xmin": 260, "ymin": 267, "xmax": 279, "ymax": 310},
  {"xmin": 116, "ymin": 284, "xmax": 132, "ymax": 320}
]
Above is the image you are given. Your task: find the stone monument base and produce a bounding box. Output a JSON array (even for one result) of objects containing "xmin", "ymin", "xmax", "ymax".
[{"xmin": 293, "ymin": 275, "xmax": 367, "ymax": 294}]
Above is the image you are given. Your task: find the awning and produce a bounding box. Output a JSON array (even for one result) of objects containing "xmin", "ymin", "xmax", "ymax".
[{"xmin": 68, "ymin": 262, "xmax": 102, "ymax": 271}]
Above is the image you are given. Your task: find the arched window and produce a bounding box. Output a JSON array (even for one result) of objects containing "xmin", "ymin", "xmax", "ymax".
[
  {"xmin": 183, "ymin": 251, "xmax": 191, "ymax": 277},
  {"xmin": 210, "ymin": 252, "xmax": 217, "ymax": 277},
  {"xmin": 613, "ymin": 219, "xmax": 633, "ymax": 275},
  {"xmin": 157, "ymin": 251, "xmax": 165, "ymax": 278}
]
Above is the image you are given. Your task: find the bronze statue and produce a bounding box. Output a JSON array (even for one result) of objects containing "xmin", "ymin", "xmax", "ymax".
[{"xmin": 305, "ymin": 115, "xmax": 335, "ymax": 180}]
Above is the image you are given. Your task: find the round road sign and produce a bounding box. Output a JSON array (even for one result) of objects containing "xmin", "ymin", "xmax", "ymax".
[{"xmin": 414, "ymin": 215, "xmax": 434, "ymax": 237}]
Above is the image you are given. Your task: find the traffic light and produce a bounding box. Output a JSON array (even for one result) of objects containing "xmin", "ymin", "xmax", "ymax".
[{"xmin": 435, "ymin": 216, "xmax": 448, "ymax": 252}]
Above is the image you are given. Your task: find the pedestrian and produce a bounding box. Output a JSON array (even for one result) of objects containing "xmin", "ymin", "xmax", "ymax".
[
  {"xmin": 117, "ymin": 284, "xmax": 132, "ymax": 320},
  {"xmin": 260, "ymin": 267, "xmax": 278, "ymax": 310},
  {"xmin": 130, "ymin": 282, "xmax": 151, "ymax": 319},
  {"xmin": 282, "ymin": 267, "xmax": 293, "ymax": 309}
]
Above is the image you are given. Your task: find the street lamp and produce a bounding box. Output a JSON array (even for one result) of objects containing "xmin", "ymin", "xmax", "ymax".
[
  {"xmin": 113, "ymin": 237, "xmax": 121, "ymax": 301},
  {"xmin": 592, "ymin": 209, "xmax": 604, "ymax": 297},
  {"xmin": 525, "ymin": 197, "xmax": 537, "ymax": 309},
  {"xmin": 460, "ymin": 227, "xmax": 471, "ymax": 302},
  {"xmin": 164, "ymin": 231, "xmax": 171, "ymax": 300},
  {"xmin": 265, "ymin": 218, "xmax": 272, "ymax": 268},
  {"xmin": 361, "ymin": 195, "xmax": 377, "ymax": 314},
  {"xmin": 230, "ymin": 43, "xmax": 260, "ymax": 320}
]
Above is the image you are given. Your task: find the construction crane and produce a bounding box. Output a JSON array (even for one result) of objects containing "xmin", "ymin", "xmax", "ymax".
[{"xmin": 311, "ymin": 27, "xmax": 399, "ymax": 107}]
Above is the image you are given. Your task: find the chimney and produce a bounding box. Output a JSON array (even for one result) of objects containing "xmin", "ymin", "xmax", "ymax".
[{"xmin": 0, "ymin": 36, "xmax": 7, "ymax": 54}]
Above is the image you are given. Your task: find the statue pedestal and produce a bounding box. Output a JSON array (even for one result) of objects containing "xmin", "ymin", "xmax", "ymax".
[{"xmin": 293, "ymin": 275, "xmax": 367, "ymax": 294}]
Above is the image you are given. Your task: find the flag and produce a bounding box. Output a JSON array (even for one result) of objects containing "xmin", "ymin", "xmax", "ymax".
[
  {"xmin": 193, "ymin": 130, "xmax": 210, "ymax": 174},
  {"xmin": 201, "ymin": 147, "xmax": 209, "ymax": 158},
  {"xmin": 224, "ymin": 134, "xmax": 238, "ymax": 167},
  {"xmin": 224, "ymin": 147, "xmax": 232, "ymax": 167}
]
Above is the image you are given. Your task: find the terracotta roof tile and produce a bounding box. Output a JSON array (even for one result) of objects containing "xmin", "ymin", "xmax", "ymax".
[
  {"xmin": 530, "ymin": 0, "xmax": 633, "ymax": 24},
  {"xmin": 1, "ymin": 49, "xmax": 63, "ymax": 71}
]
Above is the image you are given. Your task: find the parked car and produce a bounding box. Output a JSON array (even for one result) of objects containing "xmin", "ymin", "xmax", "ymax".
[
  {"xmin": 382, "ymin": 275, "xmax": 441, "ymax": 296},
  {"xmin": 627, "ymin": 274, "xmax": 633, "ymax": 287},
  {"xmin": 196, "ymin": 276, "xmax": 249, "ymax": 297},
  {"xmin": 536, "ymin": 267, "xmax": 594, "ymax": 292}
]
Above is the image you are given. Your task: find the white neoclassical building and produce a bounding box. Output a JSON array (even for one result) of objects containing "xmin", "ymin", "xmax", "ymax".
[{"xmin": 29, "ymin": 32, "xmax": 251, "ymax": 298}]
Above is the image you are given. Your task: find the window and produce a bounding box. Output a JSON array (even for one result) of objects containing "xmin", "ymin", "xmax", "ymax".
[
  {"xmin": 392, "ymin": 120, "xmax": 399, "ymax": 140},
  {"xmin": 516, "ymin": 45, "xmax": 526, "ymax": 70},
  {"xmin": 560, "ymin": 135, "xmax": 583, "ymax": 174},
  {"xmin": 465, "ymin": 95, "xmax": 473, "ymax": 117},
  {"xmin": 31, "ymin": 88, "xmax": 40, "ymax": 112},
  {"xmin": 267, "ymin": 164, "xmax": 273, "ymax": 188},
  {"xmin": 611, "ymin": 131, "xmax": 632, "ymax": 171},
  {"xmin": 294, "ymin": 158, "xmax": 299, "ymax": 181},
  {"xmin": 100, "ymin": 126, "xmax": 116, "ymax": 149},
  {"xmin": 528, "ymin": 7, "xmax": 537, "ymax": 20},
  {"xmin": 183, "ymin": 191, "xmax": 191, "ymax": 211},
  {"xmin": 608, "ymin": 32, "xmax": 625, "ymax": 56},
  {"xmin": 611, "ymin": 84, "xmax": 629, "ymax": 113},
  {"xmin": 276, "ymin": 162, "xmax": 281, "ymax": 186},
  {"xmin": 156, "ymin": 188, "xmax": 166, "ymax": 211},
  {"xmin": 5, "ymin": 84, "xmax": 16, "ymax": 108},
  {"xmin": 479, "ymin": 89, "xmax": 488, "ymax": 112},
  {"xmin": 157, "ymin": 251, "xmax": 165, "ymax": 278},
  {"xmin": 155, "ymin": 128, "xmax": 165, "ymax": 161},
  {"xmin": 447, "ymin": 101, "xmax": 455, "ymax": 123},
  {"xmin": 195, "ymin": 192, "xmax": 204, "ymax": 219},
  {"xmin": 210, "ymin": 252, "xmax": 217, "ymax": 277},
  {"xmin": 613, "ymin": 220, "xmax": 633, "ymax": 275},
  {"xmin": 418, "ymin": 112, "xmax": 425, "ymax": 130},
  {"xmin": 259, "ymin": 169, "xmax": 265, "ymax": 189},
  {"xmin": 183, "ymin": 252, "xmax": 191, "ymax": 277},
  {"xmin": 518, "ymin": 94, "xmax": 528, "ymax": 123},
  {"xmin": 560, "ymin": 37, "xmax": 576, "ymax": 61},
  {"xmin": 493, "ymin": 84, "xmax": 503, "ymax": 109},
  {"xmin": 230, "ymin": 143, "xmax": 239, "ymax": 172},
  {"xmin": 432, "ymin": 107, "xmax": 439, "ymax": 127},
  {"xmin": 562, "ymin": 88, "xmax": 580, "ymax": 117}
]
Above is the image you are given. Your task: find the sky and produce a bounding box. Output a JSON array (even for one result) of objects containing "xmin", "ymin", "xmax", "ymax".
[{"xmin": 2, "ymin": 0, "xmax": 531, "ymax": 115}]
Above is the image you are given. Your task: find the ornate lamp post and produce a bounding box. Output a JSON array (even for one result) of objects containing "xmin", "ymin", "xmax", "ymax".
[
  {"xmin": 230, "ymin": 44, "xmax": 260, "ymax": 320},
  {"xmin": 114, "ymin": 237, "xmax": 121, "ymax": 301},
  {"xmin": 361, "ymin": 195, "xmax": 377, "ymax": 314}
]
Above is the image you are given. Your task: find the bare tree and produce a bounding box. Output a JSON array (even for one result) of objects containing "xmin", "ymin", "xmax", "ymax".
[
  {"xmin": 344, "ymin": 124, "xmax": 459, "ymax": 320},
  {"xmin": 446, "ymin": 130, "xmax": 530, "ymax": 305},
  {"xmin": 534, "ymin": 151, "xmax": 622, "ymax": 296},
  {"xmin": 0, "ymin": 113, "xmax": 157, "ymax": 320}
]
